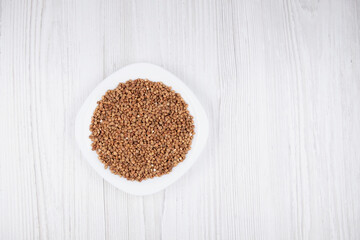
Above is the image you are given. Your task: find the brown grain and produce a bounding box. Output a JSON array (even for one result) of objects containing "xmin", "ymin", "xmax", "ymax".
[{"xmin": 89, "ymin": 79, "xmax": 195, "ymax": 181}]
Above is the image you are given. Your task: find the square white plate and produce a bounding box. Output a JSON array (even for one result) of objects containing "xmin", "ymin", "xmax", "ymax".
[{"xmin": 75, "ymin": 63, "xmax": 209, "ymax": 195}]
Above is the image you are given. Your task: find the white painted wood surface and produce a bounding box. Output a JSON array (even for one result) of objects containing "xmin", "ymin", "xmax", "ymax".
[{"xmin": 1, "ymin": 0, "xmax": 360, "ymax": 239}]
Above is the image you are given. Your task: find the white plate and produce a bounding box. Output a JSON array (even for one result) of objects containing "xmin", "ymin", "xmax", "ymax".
[{"xmin": 75, "ymin": 63, "xmax": 209, "ymax": 195}]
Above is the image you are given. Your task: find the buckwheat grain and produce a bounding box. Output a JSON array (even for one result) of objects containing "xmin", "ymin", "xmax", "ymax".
[{"xmin": 89, "ymin": 79, "xmax": 195, "ymax": 181}]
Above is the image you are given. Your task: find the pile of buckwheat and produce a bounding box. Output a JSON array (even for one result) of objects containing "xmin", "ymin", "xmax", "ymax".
[{"xmin": 89, "ymin": 79, "xmax": 195, "ymax": 181}]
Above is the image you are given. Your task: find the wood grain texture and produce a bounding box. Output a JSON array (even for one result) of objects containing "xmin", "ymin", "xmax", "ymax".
[{"xmin": 1, "ymin": 0, "xmax": 359, "ymax": 239}]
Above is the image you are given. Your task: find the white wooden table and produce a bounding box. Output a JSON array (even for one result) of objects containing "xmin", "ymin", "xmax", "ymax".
[{"xmin": 1, "ymin": 0, "xmax": 360, "ymax": 239}]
